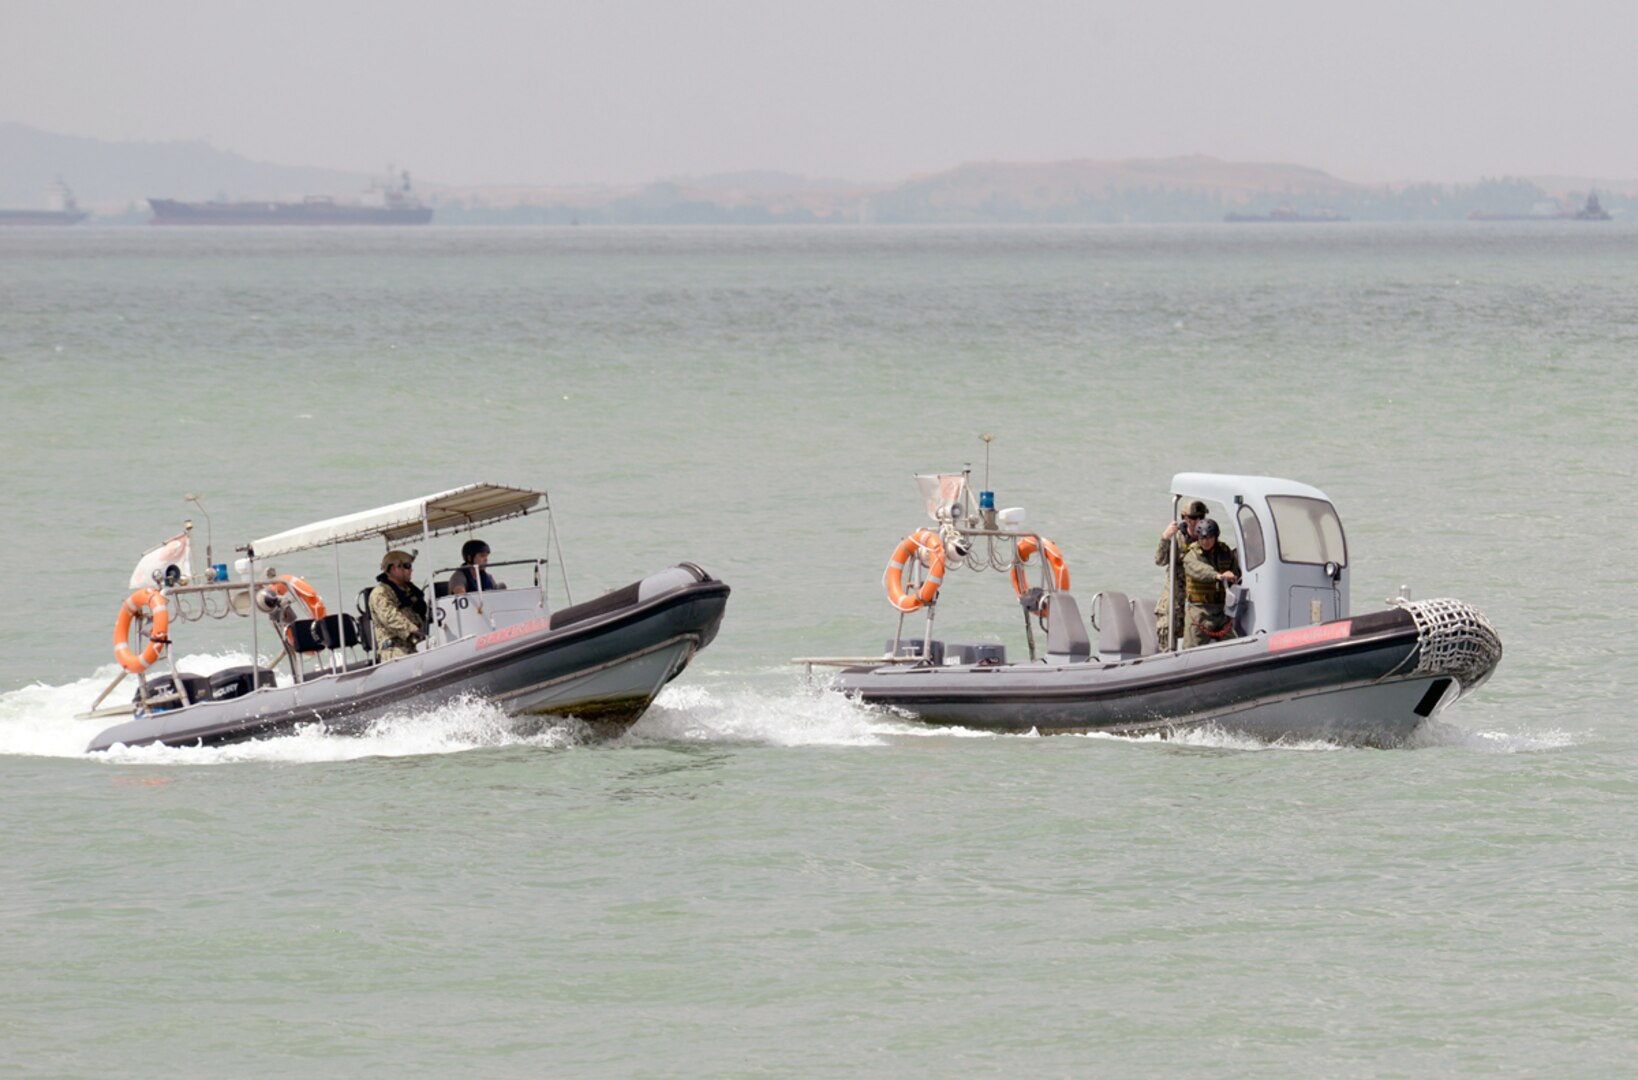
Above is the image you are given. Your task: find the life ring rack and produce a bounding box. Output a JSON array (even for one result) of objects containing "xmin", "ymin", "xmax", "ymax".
[
  {"xmin": 270, "ymin": 575, "xmax": 327, "ymax": 620},
  {"xmin": 113, "ymin": 588, "xmax": 171, "ymax": 674},
  {"xmin": 884, "ymin": 529, "xmax": 947, "ymax": 612},
  {"xmin": 1009, "ymin": 535, "xmax": 1070, "ymax": 605}
]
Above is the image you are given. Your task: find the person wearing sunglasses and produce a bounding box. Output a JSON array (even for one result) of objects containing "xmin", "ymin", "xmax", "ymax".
[
  {"xmin": 370, "ymin": 549, "xmax": 429, "ymax": 661},
  {"xmin": 1153, "ymin": 499, "xmax": 1209, "ymax": 650}
]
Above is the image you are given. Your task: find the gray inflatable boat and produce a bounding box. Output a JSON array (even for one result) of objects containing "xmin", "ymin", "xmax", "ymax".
[
  {"xmin": 801, "ymin": 470, "xmax": 1500, "ymax": 747},
  {"xmin": 85, "ymin": 484, "xmax": 729, "ymax": 751}
]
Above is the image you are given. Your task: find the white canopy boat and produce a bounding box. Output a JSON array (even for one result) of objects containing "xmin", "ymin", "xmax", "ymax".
[
  {"xmin": 799, "ymin": 458, "xmax": 1500, "ymax": 747},
  {"xmin": 85, "ymin": 483, "xmax": 730, "ymax": 751}
]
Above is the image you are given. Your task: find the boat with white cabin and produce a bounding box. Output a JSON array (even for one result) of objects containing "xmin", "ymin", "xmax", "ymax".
[{"xmin": 798, "ymin": 452, "xmax": 1500, "ymax": 746}]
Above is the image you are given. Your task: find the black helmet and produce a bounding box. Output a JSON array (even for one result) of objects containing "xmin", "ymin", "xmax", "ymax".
[
  {"xmin": 1196, "ymin": 517, "xmax": 1220, "ymax": 540},
  {"xmin": 461, "ymin": 539, "xmax": 491, "ymax": 562}
]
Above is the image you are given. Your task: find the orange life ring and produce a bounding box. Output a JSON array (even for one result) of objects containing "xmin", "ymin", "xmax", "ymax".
[
  {"xmin": 270, "ymin": 575, "xmax": 327, "ymax": 620},
  {"xmin": 268, "ymin": 576, "xmax": 328, "ymax": 653},
  {"xmin": 113, "ymin": 588, "xmax": 171, "ymax": 674},
  {"xmin": 884, "ymin": 529, "xmax": 946, "ymax": 612},
  {"xmin": 1009, "ymin": 535, "xmax": 1070, "ymax": 596}
]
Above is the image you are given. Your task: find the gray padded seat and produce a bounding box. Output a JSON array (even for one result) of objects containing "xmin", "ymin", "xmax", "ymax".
[
  {"xmin": 1133, "ymin": 596, "xmax": 1160, "ymax": 656},
  {"xmin": 1094, "ymin": 591, "xmax": 1144, "ymax": 661},
  {"xmin": 1045, "ymin": 592, "xmax": 1092, "ymax": 663}
]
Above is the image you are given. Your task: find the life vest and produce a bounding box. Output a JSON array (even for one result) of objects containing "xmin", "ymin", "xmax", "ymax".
[
  {"xmin": 452, "ymin": 566, "xmax": 497, "ymax": 593},
  {"xmin": 372, "ymin": 574, "xmax": 429, "ymax": 624},
  {"xmin": 1185, "ymin": 543, "xmax": 1238, "ymax": 604}
]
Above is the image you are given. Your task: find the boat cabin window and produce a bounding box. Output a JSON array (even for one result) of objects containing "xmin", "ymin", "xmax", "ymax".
[
  {"xmin": 1237, "ymin": 505, "xmax": 1267, "ymax": 571},
  {"xmin": 1267, "ymin": 495, "xmax": 1347, "ymax": 567}
]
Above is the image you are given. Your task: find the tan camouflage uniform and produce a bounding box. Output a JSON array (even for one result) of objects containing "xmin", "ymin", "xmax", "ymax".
[
  {"xmin": 370, "ymin": 578, "xmax": 427, "ymax": 661},
  {"xmin": 1153, "ymin": 534, "xmax": 1191, "ymax": 650},
  {"xmin": 1182, "ymin": 540, "xmax": 1241, "ymax": 650},
  {"xmin": 1152, "ymin": 501, "xmax": 1208, "ymax": 650}
]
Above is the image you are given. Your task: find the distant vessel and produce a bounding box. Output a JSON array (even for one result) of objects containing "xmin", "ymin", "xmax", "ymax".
[
  {"xmin": 149, "ymin": 170, "xmax": 434, "ymax": 225},
  {"xmin": 1574, "ymin": 191, "xmax": 1612, "ymax": 220},
  {"xmin": 1469, "ymin": 193, "xmax": 1612, "ymax": 222},
  {"xmin": 1224, "ymin": 206, "xmax": 1347, "ymax": 223},
  {"xmin": 0, "ymin": 178, "xmax": 89, "ymax": 226}
]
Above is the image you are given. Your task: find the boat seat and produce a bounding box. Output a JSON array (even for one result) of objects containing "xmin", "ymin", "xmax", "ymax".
[
  {"xmin": 1093, "ymin": 591, "xmax": 1144, "ymax": 662},
  {"xmin": 287, "ymin": 614, "xmax": 374, "ymax": 677},
  {"xmin": 433, "ymin": 581, "xmax": 452, "ymax": 599},
  {"xmin": 1133, "ymin": 596, "xmax": 1160, "ymax": 656},
  {"xmin": 1045, "ymin": 592, "xmax": 1092, "ymax": 663},
  {"xmin": 314, "ymin": 614, "xmax": 361, "ymax": 651},
  {"xmin": 317, "ymin": 613, "xmax": 377, "ymax": 671},
  {"xmin": 355, "ymin": 588, "xmax": 377, "ymax": 653},
  {"xmin": 285, "ymin": 618, "xmax": 327, "ymax": 654}
]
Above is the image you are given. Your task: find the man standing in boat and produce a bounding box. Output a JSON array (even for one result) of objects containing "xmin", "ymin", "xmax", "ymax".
[
  {"xmin": 1182, "ymin": 518, "xmax": 1240, "ymax": 649},
  {"xmin": 371, "ymin": 550, "xmax": 429, "ymax": 661},
  {"xmin": 1155, "ymin": 500, "xmax": 1208, "ymax": 649}
]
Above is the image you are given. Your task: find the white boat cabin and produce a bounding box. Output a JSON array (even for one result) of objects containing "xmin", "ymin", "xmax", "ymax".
[{"xmin": 1167, "ymin": 472, "xmax": 1350, "ymax": 636}]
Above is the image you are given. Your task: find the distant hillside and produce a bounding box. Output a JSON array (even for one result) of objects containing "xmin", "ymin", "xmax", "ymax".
[
  {"xmin": 861, "ymin": 155, "xmax": 1368, "ymax": 223},
  {"xmin": 0, "ymin": 123, "xmax": 378, "ymax": 211},
  {"xmin": 439, "ymin": 155, "xmax": 1415, "ymax": 225},
  {"xmin": 663, "ymin": 169, "xmax": 864, "ymax": 194},
  {"xmin": 894, "ymin": 155, "xmax": 1360, "ymax": 208},
  {"xmin": 437, "ymin": 156, "xmax": 1634, "ymax": 224}
]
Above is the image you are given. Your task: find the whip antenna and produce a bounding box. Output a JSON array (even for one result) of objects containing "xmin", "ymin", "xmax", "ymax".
[{"xmin": 184, "ymin": 494, "xmax": 213, "ymax": 577}]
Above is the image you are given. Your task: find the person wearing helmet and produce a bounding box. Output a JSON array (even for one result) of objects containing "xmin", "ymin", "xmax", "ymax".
[
  {"xmin": 370, "ymin": 550, "xmax": 429, "ymax": 661},
  {"xmin": 448, "ymin": 539, "xmax": 506, "ymax": 595},
  {"xmin": 1181, "ymin": 517, "xmax": 1241, "ymax": 649},
  {"xmin": 1154, "ymin": 499, "xmax": 1208, "ymax": 649}
]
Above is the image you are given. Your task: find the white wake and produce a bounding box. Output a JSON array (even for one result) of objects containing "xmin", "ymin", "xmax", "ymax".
[{"xmin": 0, "ymin": 658, "xmax": 1562, "ymax": 764}]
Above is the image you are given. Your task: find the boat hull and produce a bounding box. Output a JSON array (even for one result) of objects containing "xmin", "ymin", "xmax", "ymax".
[
  {"xmin": 88, "ymin": 572, "xmax": 729, "ymax": 752},
  {"xmin": 0, "ymin": 209, "xmax": 89, "ymax": 226},
  {"xmin": 147, "ymin": 198, "xmax": 433, "ymax": 226},
  {"xmin": 829, "ymin": 601, "xmax": 1500, "ymax": 747}
]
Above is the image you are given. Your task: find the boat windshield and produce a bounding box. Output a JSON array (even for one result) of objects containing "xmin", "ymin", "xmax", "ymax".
[
  {"xmin": 1237, "ymin": 505, "xmax": 1267, "ymax": 570},
  {"xmin": 1267, "ymin": 495, "xmax": 1347, "ymax": 567}
]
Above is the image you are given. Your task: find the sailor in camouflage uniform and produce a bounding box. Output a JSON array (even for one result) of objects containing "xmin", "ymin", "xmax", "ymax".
[
  {"xmin": 1181, "ymin": 517, "xmax": 1241, "ymax": 650},
  {"xmin": 1154, "ymin": 499, "xmax": 1208, "ymax": 650},
  {"xmin": 370, "ymin": 550, "xmax": 429, "ymax": 661}
]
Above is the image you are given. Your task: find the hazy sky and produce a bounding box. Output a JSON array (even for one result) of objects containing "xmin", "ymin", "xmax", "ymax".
[{"xmin": 3, "ymin": 0, "xmax": 1634, "ymax": 187}]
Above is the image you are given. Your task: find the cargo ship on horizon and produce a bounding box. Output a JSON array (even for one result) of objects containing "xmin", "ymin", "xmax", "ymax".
[
  {"xmin": 0, "ymin": 179, "xmax": 89, "ymax": 226},
  {"xmin": 148, "ymin": 170, "xmax": 433, "ymax": 225}
]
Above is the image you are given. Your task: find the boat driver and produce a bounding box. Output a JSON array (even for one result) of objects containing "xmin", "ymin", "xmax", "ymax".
[
  {"xmin": 1181, "ymin": 518, "xmax": 1241, "ymax": 649},
  {"xmin": 370, "ymin": 550, "xmax": 429, "ymax": 661},
  {"xmin": 448, "ymin": 539, "xmax": 506, "ymax": 595},
  {"xmin": 1154, "ymin": 499, "xmax": 1208, "ymax": 650}
]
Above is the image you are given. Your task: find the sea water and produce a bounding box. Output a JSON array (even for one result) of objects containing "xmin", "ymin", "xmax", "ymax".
[{"xmin": 1, "ymin": 224, "xmax": 1635, "ymax": 1077}]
